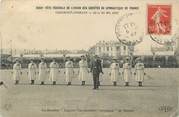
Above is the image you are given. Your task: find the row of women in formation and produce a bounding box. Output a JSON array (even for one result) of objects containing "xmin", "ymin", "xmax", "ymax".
[{"xmin": 12, "ymin": 55, "xmax": 145, "ymax": 86}]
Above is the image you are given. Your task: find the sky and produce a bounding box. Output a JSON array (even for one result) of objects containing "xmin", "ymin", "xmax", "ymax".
[{"xmin": 0, "ymin": 0, "xmax": 179, "ymax": 54}]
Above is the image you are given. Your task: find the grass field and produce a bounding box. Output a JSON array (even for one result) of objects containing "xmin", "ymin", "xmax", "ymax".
[{"xmin": 0, "ymin": 68, "xmax": 179, "ymax": 117}]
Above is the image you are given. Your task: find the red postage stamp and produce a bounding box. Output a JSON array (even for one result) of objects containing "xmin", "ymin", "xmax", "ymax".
[{"xmin": 147, "ymin": 5, "xmax": 171, "ymax": 35}]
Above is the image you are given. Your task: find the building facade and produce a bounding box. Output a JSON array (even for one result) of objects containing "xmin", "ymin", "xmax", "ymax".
[{"xmin": 92, "ymin": 41, "xmax": 129, "ymax": 58}]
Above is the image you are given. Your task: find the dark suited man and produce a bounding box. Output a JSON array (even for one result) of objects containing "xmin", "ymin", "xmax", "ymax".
[{"xmin": 90, "ymin": 55, "xmax": 103, "ymax": 90}]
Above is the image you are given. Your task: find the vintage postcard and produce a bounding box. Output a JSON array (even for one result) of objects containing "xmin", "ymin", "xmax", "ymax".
[{"xmin": 0, "ymin": 0, "xmax": 179, "ymax": 117}]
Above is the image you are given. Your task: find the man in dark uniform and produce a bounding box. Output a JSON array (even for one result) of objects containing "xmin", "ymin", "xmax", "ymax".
[{"xmin": 90, "ymin": 55, "xmax": 103, "ymax": 90}]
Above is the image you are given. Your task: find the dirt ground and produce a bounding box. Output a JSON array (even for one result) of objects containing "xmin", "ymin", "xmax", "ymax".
[{"xmin": 0, "ymin": 68, "xmax": 179, "ymax": 117}]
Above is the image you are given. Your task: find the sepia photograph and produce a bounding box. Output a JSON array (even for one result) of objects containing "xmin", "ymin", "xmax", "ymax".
[{"xmin": 0, "ymin": 0, "xmax": 179, "ymax": 117}]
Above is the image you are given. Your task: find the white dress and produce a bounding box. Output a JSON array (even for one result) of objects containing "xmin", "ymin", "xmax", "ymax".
[
  {"xmin": 122, "ymin": 62, "xmax": 132, "ymax": 82},
  {"xmin": 110, "ymin": 63, "xmax": 120, "ymax": 82},
  {"xmin": 134, "ymin": 62, "xmax": 145, "ymax": 82},
  {"xmin": 28, "ymin": 63, "xmax": 37, "ymax": 80},
  {"xmin": 49, "ymin": 62, "xmax": 59, "ymax": 81},
  {"xmin": 78, "ymin": 60, "xmax": 88, "ymax": 81},
  {"xmin": 65, "ymin": 61, "xmax": 74, "ymax": 82},
  {"xmin": 38, "ymin": 62, "xmax": 48, "ymax": 82},
  {"xmin": 13, "ymin": 63, "xmax": 22, "ymax": 81}
]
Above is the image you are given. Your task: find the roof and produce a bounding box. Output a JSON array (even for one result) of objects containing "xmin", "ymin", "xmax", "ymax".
[
  {"xmin": 13, "ymin": 53, "xmax": 85, "ymax": 58},
  {"xmin": 23, "ymin": 54, "xmax": 41, "ymax": 58},
  {"xmin": 65, "ymin": 54, "xmax": 85, "ymax": 57},
  {"xmin": 44, "ymin": 54, "xmax": 64, "ymax": 58}
]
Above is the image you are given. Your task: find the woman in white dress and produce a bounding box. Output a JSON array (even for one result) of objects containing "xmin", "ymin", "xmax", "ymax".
[
  {"xmin": 65, "ymin": 57, "xmax": 74, "ymax": 85},
  {"xmin": 13, "ymin": 59, "xmax": 22, "ymax": 84},
  {"xmin": 134, "ymin": 57, "xmax": 145, "ymax": 86},
  {"xmin": 78, "ymin": 55, "xmax": 89, "ymax": 85},
  {"xmin": 122, "ymin": 57, "xmax": 132, "ymax": 86},
  {"xmin": 49, "ymin": 59, "xmax": 59, "ymax": 85},
  {"xmin": 109, "ymin": 59, "xmax": 120, "ymax": 86},
  {"xmin": 38, "ymin": 58, "xmax": 48, "ymax": 85},
  {"xmin": 28, "ymin": 59, "xmax": 37, "ymax": 85}
]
